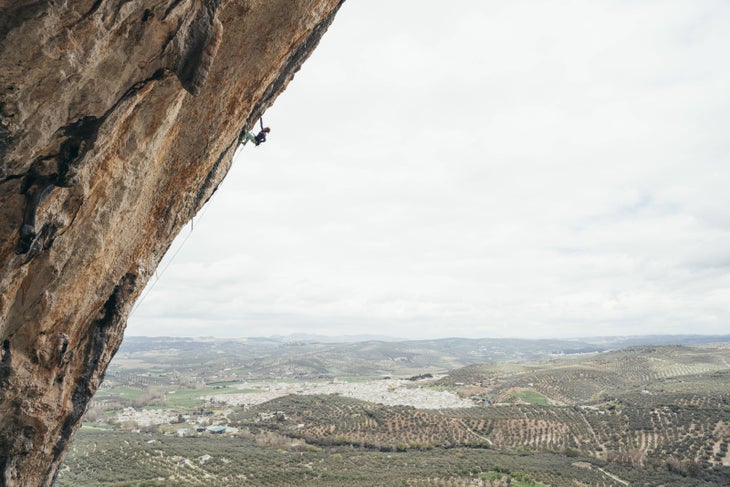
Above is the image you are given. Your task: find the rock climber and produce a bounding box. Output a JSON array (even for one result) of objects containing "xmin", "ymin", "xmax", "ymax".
[{"xmin": 240, "ymin": 126, "xmax": 270, "ymax": 146}]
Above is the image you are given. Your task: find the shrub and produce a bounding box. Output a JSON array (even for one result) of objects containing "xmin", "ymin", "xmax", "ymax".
[{"xmin": 564, "ymin": 447, "xmax": 580, "ymax": 458}]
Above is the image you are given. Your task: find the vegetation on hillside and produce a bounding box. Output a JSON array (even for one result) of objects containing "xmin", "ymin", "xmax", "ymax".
[{"xmin": 56, "ymin": 339, "xmax": 730, "ymax": 486}]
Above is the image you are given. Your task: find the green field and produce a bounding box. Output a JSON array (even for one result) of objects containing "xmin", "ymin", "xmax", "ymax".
[
  {"xmin": 479, "ymin": 470, "xmax": 549, "ymax": 486},
  {"xmin": 509, "ymin": 390, "xmax": 549, "ymax": 405}
]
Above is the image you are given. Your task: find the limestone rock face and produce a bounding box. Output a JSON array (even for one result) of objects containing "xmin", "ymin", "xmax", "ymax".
[{"xmin": 0, "ymin": 1, "xmax": 344, "ymax": 485}]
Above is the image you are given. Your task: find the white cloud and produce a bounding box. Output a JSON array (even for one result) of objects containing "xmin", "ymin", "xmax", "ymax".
[{"xmin": 128, "ymin": 1, "xmax": 730, "ymax": 338}]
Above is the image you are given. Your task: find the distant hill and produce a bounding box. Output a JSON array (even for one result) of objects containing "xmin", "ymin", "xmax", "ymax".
[
  {"xmin": 113, "ymin": 335, "xmax": 730, "ymax": 381},
  {"xmin": 276, "ymin": 333, "xmax": 407, "ymax": 343}
]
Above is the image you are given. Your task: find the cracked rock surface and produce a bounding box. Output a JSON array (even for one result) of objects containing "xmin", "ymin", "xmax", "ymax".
[{"xmin": 0, "ymin": 1, "xmax": 344, "ymax": 485}]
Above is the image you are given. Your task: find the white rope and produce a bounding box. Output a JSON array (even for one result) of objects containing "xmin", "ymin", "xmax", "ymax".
[
  {"xmin": 130, "ymin": 192, "xmax": 218, "ymax": 315},
  {"xmin": 131, "ymin": 136, "xmax": 244, "ymax": 316}
]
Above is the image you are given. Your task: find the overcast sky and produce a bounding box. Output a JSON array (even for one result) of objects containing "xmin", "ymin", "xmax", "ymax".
[{"xmin": 127, "ymin": 1, "xmax": 730, "ymax": 339}]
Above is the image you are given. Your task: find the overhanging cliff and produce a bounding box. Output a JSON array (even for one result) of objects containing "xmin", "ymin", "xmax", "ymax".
[{"xmin": 0, "ymin": 1, "xmax": 345, "ymax": 485}]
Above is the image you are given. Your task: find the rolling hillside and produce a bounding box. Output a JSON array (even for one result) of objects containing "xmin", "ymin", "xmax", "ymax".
[{"xmin": 57, "ymin": 340, "xmax": 730, "ymax": 486}]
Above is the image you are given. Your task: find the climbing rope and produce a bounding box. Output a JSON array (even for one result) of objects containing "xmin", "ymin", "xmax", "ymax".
[
  {"xmin": 130, "ymin": 189, "xmax": 219, "ymax": 315},
  {"xmin": 133, "ymin": 119, "xmax": 261, "ymax": 314}
]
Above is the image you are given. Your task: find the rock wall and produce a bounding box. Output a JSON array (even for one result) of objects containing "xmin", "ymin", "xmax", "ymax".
[{"xmin": 0, "ymin": 1, "xmax": 345, "ymax": 485}]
